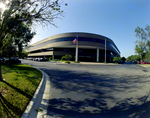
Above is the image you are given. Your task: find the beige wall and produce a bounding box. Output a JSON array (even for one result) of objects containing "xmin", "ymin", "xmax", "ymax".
[{"xmin": 28, "ymin": 51, "xmax": 53, "ymax": 56}]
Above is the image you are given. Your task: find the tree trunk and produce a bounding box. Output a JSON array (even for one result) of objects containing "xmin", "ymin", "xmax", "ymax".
[
  {"xmin": 0, "ymin": 63, "xmax": 3, "ymax": 81},
  {"xmin": 0, "ymin": 50, "xmax": 3, "ymax": 81},
  {"xmin": 18, "ymin": 43, "xmax": 22, "ymax": 58},
  {"xmin": 9, "ymin": 55, "xmax": 11, "ymax": 66}
]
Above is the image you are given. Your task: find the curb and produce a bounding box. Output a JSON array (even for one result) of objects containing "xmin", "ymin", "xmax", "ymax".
[
  {"xmin": 21, "ymin": 70, "xmax": 50, "ymax": 118},
  {"xmin": 49, "ymin": 61, "xmax": 116, "ymax": 65}
]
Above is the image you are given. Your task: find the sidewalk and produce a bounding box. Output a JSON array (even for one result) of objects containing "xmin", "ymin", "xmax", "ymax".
[{"xmin": 21, "ymin": 70, "xmax": 51, "ymax": 118}]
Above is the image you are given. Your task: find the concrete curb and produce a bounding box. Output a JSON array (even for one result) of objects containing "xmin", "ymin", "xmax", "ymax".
[
  {"xmin": 21, "ymin": 70, "xmax": 50, "ymax": 118},
  {"xmin": 51, "ymin": 61, "xmax": 116, "ymax": 65}
]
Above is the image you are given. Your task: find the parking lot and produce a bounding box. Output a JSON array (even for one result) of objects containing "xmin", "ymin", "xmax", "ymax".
[{"xmin": 22, "ymin": 60, "xmax": 150, "ymax": 118}]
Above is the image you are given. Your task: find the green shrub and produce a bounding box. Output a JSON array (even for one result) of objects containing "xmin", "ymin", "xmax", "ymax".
[
  {"xmin": 49, "ymin": 57, "xmax": 52, "ymax": 61},
  {"xmin": 113, "ymin": 57, "xmax": 121, "ymax": 62},
  {"xmin": 61, "ymin": 54, "xmax": 72, "ymax": 61},
  {"xmin": 61, "ymin": 56, "xmax": 65, "ymax": 60},
  {"xmin": 65, "ymin": 61, "xmax": 70, "ymax": 64},
  {"xmin": 74, "ymin": 61, "xmax": 80, "ymax": 63}
]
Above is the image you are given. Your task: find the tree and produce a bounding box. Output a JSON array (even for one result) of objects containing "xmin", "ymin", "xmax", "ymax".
[
  {"xmin": 21, "ymin": 51, "xmax": 29, "ymax": 59},
  {"xmin": 126, "ymin": 55, "xmax": 140, "ymax": 62},
  {"xmin": 134, "ymin": 25, "xmax": 150, "ymax": 62},
  {"xmin": 1, "ymin": 22, "xmax": 35, "ymax": 59},
  {"xmin": 144, "ymin": 53, "xmax": 150, "ymax": 62},
  {"xmin": 2, "ymin": 41, "xmax": 17, "ymax": 59},
  {"xmin": 135, "ymin": 44, "xmax": 145, "ymax": 62},
  {"xmin": 0, "ymin": 0, "xmax": 67, "ymax": 81},
  {"xmin": 13, "ymin": 23, "xmax": 36, "ymax": 58},
  {"xmin": 121, "ymin": 57, "xmax": 126, "ymax": 63}
]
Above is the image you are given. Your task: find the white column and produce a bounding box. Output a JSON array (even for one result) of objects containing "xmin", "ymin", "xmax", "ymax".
[
  {"xmin": 75, "ymin": 45, "xmax": 78, "ymax": 62},
  {"xmin": 97, "ymin": 48, "xmax": 99, "ymax": 62}
]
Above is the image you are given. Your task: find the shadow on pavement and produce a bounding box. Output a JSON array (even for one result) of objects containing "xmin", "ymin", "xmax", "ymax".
[
  {"xmin": 45, "ymin": 97, "xmax": 150, "ymax": 118},
  {"xmin": 21, "ymin": 60, "xmax": 150, "ymax": 117},
  {"xmin": 39, "ymin": 66, "xmax": 150, "ymax": 118}
]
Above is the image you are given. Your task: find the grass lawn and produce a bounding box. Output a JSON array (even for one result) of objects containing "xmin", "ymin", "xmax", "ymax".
[{"xmin": 0, "ymin": 64, "xmax": 42, "ymax": 118}]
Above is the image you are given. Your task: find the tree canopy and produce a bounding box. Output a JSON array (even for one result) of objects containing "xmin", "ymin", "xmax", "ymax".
[
  {"xmin": 126, "ymin": 55, "xmax": 140, "ymax": 62},
  {"xmin": 0, "ymin": 0, "xmax": 67, "ymax": 81},
  {"xmin": 134, "ymin": 25, "xmax": 150, "ymax": 62},
  {"xmin": 144, "ymin": 53, "xmax": 150, "ymax": 62}
]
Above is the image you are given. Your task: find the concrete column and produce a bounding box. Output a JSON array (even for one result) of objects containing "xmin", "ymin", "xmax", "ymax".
[
  {"xmin": 52, "ymin": 55, "xmax": 54, "ymax": 60},
  {"xmin": 97, "ymin": 48, "xmax": 99, "ymax": 62},
  {"xmin": 75, "ymin": 45, "xmax": 78, "ymax": 62}
]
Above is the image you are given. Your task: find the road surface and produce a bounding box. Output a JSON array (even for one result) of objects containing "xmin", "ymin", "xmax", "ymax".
[{"xmin": 22, "ymin": 60, "xmax": 150, "ymax": 118}]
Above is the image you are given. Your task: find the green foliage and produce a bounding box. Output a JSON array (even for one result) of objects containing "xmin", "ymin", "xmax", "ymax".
[
  {"xmin": 61, "ymin": 56, "xmax": 65, "ymax": 60},
  {"xmin": 4, "ymin": 21, "xmax": 35, "ymax": 58},
  {"xmin": 49, "ymin": 57, "xmax": 52, "ymax": 61},
  {"xmin": 121, "ymin": 57, "xmax": 126, "ymax": 62},
  {"xmin": 61, "ymin": 54, "xmax": 72, "ymax": 61},
  {"xmin": 113, "ymin": 57, "xmax": 121, "ymax": 62},
  {"xmin": 135, "ymin": 44, "xmax": 146, "ymax": 61},
  {"xmin": 144, "ymin": 53, "xmax": 150, "ymax": 62},
  {"xmin": 134, "ymin": 25, "xmax": 150, "ymax": 61},
  {"xmin": 1, "ymin": 43, "xmax": 17, "ymax": 58},
  {"xmin": 21, "ymin": 51, "xmax": 29, "ymax": 59},
  {"xmin": 127, "ymin": 55, "xmax": 140, "ymax": 62}
]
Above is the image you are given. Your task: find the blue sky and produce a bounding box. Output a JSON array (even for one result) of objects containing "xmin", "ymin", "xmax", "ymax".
[{"xmin": 31, "ymin": 0, "xmax": 150, "ymax": 58}]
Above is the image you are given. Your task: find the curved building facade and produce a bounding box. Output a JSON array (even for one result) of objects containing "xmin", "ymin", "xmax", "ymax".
[{"xmin": 27, "ymin": 32, "xmax": 120, "ymax": 62}]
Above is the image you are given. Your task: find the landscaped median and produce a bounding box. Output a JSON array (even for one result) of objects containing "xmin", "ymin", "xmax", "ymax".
[{"xmin": 0, "ymin": 64, "xmax": 42, "ymax": 118}]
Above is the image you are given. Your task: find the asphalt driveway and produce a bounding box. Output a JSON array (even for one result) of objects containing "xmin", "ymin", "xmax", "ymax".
[{"xmin": 22, "ymin": 60, "xmax": 150, "ymax": 118}]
